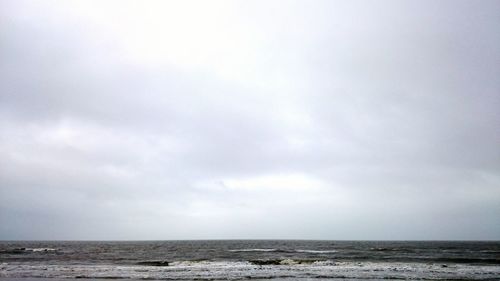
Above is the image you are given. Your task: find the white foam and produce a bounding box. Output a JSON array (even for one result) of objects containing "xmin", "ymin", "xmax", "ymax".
[
  {"xmin": 312, "ymin": 260, "xmax": 337, "ymax": 265},
  {"xmin": 24, "ymin": 248, "xmax": 57, "ymax": 252},
  {"xmin": 228, "ymin": 248, "xmax": 277, "ymax": 252},
  {"xmin": 279, "ymin": 259, "xmax": 299, "ymax": 265},
  {"xmin": 1, "ymin": 261, "xmax": 499, "ymax": 280},
  {"xmin": 295, "ymin": 249, "xmax": 337, "ymax": 253}
]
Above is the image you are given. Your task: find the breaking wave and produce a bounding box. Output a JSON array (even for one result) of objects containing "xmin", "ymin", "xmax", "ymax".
[
  {"xmin": 0, "ymin": 247, "xmax": 58, "ymax": 254},
  {"xmin": 295, "ymin": 249, "xmax": 338, "ymax": 254},
  {"xmin": 228, "ymin": 248, "xmax": 277, "ymax": 252},
  {"xmin": 2, "ymin": 260, "xmax": 499, "ymax": 280},
  {"xmin": 228, "ymin": 248, "xmax": 337, "ymax": 254}
]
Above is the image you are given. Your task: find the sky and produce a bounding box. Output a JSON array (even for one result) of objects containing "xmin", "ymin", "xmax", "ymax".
[{"xmin": 0, "ymin": 0, "xmax": 499, "ymax": 240}]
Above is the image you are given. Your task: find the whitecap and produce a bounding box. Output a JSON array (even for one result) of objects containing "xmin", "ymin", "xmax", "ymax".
[
  {"xmin": 228, "ymin": 248, "xmax": 277, "ymax": 252},
  {"xmin": 295, "ymin": 249, "xmax": 337, "ymax": 253},
  {"xmin": 25, "ymin": 248, "xmax": 57, "ymax": 252}
]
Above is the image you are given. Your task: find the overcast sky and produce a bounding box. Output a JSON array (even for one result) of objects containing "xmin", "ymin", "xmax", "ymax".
[{"xmin": 1, "ymin": 0, "xmax": 499, "ymax": 240}]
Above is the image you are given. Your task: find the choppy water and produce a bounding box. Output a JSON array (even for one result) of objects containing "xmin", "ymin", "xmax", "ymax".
[{"xmin": 1, "ymin": 240, "xmax": 499, "ymax": 280}]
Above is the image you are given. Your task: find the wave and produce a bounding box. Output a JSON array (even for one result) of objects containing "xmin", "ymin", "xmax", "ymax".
[
  {"xmin": 295, "ymin": 249, "xmax": 338, "ymax": 254},
  {"xmin": 2, "ymin": 260, "xmax": 499, "ymax": 280},
  {"xmin": 228, "ymin": 248, "xmax": 337, "ymax": 254},
  {"xmin": 426, "ymin": 257, "xmax": 500, "ymax": 265},
  {"xmin": 136, "ymin": 260, "xmax": 169, "ymax": 266},
  {"xmin": 249, "ymin": 258, "xmax": 335, "ymax": 265},
  {"xmin": 135, "ymin": 259, "xmax": 335, "ymax": 267},
  {"xmin": 369, "ymin": 247, "xmax": 419, "ymax": 253},
  {"xmin": 0, "ymin": 247, "xmax": 58, "ymax": 254},
  {"xmin": 480, "ymin": 250, "xmax": 500, "ymax": 254},
  {"xmin": 25, "ymin": 248, "xmax": 57, "ymax": 252},
  {"xmin": 369, "ymin": 247, "xmax": 404, "ymax": 252},
  {"xmin": 228, "ymin": 248, "xmax": 278, "ymax": 252}
]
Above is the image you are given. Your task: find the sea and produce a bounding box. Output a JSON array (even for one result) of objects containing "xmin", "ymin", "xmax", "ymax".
[{"xmin": 1, "ymin": 240, "xmax": 499, "ymax": 280}]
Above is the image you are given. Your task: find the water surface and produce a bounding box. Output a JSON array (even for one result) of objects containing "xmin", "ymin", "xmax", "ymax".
[{"xmin": 1, "ymin": 240, "xmax": 499, "ymax": 280}]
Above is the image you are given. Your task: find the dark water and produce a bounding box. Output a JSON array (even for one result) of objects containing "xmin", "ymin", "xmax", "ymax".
[{"xmin": 1, "ymin": 240, "xmax": 499, "ymax": 280}]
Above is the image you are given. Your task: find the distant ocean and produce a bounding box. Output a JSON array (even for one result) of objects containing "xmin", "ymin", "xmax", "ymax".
[{"xmin": 1, "ymin": 240, "xmax": 499, "ymax": 280}]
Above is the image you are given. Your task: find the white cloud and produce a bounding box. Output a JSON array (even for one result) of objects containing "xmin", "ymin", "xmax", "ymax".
[{"xmin": 0, "ymin": 0, "xmax": 499, "ymax": 240}]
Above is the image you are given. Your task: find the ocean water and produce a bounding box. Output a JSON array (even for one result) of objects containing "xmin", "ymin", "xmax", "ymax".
[{"xmin": 1, "ymin": 240, "xmax": 499, "ymax": 280}]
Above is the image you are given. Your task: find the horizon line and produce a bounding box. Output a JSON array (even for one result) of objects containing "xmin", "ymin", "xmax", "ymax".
[{"xmin": 1, "ymin": 238, "xmax": 499, "ymax": 242}]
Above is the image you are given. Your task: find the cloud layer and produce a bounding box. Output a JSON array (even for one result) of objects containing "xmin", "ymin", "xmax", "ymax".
[{"xmin": 1, "ymin": 0, "xmax": 499, "ymax": 240}]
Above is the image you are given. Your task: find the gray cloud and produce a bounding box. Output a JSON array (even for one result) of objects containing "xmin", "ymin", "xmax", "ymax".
[{"xmin": 0, "ymin": 0, "xmax": 499, "ymax": 240}]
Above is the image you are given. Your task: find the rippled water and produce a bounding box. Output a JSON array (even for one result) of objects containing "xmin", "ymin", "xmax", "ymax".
[{"xmin": 1, "ymin": 240, "xmax": 499, "ymax": 280}]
